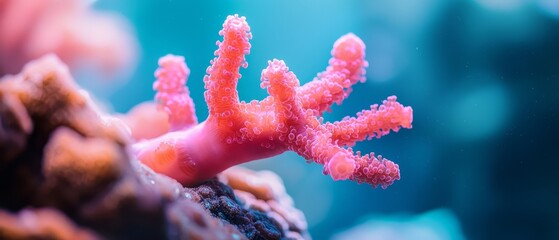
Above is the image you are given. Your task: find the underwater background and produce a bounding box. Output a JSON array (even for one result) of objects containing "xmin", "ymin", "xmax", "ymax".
[{"xmin": 83, "ymin": 1, "xmax": 558, "ymax": 239}]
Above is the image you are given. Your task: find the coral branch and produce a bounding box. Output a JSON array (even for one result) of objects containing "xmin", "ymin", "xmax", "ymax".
[
  {"xmin": 154, "ymin": 54, "xmax": 197, "ymax": 130},
  {"xmin": 204, "ymin": 14, "xmax": 251, "ymax": 126},
  {"xmin": 297, "ymin": 33, "xmax": 368, "ymax": 116},
  {"xmin": 133, "ymin": 15, "xmax": 413, "ymax": 189},
  {"xmin": 326, "ymin": 96, "xmax": 413, "ymax": 147},
  {"xmin": 261, "ymin": 60, "xmax": 304, "ymax": 131}
]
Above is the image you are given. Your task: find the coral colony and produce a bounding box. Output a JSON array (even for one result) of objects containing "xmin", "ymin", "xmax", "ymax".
[
  {"xmin": 133, "ymin": 15, "xmax": 413, "ymax": 189},
  {"xmin": 0, "ymin": 12, "xmax": 414, "ymax": 240}
]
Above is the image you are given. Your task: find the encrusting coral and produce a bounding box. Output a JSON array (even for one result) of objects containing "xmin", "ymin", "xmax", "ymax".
[
  {"xmin": 0, "ymin": 208, "xmax": 100, "ymax": 240},
  {"xmin": 0, "ymin": 55, "xmax": 308, "ymax": 239},
  {"xmin": 133, "ymin": 14, "xmax": 413, "ymax": 189},
  {"xmin": 0, "ymin": 13, "xmax": 413, "ymax": 239},
  {"xmin": 220, "ymin": 167, "xmax": 309, "ymax": 240}
]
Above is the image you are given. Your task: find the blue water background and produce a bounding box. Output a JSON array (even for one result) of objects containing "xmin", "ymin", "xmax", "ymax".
[{"xmin": 88, "ymin": 1, "xmax": 559, "ymax": 239}]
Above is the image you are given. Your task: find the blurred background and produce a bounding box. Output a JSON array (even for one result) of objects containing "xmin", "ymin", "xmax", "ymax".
[{"xmin": 83, "ymin": 0, "xmax": 558, "ymax": 239}]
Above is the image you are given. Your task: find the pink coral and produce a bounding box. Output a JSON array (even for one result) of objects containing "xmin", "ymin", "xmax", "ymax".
[
  {"xmin": 154, "ymin": 54, "xmax": 197, "ymax": 130},
  {"xmin": 119, "ymin": 102, "xmax": 170, "ymax": 140},
  {"xmin": 133, "ymin": 14, "xmax": 413, "ymax": 189},
  {"xmin": 0, "ymin": 0, "xmax": 136, "ymax": 75}
]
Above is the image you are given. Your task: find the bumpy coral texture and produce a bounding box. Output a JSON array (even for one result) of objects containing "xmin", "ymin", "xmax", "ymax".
[
  {"xmin": 134, "ymin": 14, "xmax": 413, "ymax": 189},
  {"xmin": 1, "ymin": 55, "xmax": 307, "ymax": 240},
  {"xmin": 0, "ymin": 208, "xmax": 100, "ymax": 240},
  {"xmin": 220, "ymin": 167, "xmax": 309, "ymax": 240},
  {"xmin": 154, "ymin": 54, "xmax": 197, "ymax": 130}
]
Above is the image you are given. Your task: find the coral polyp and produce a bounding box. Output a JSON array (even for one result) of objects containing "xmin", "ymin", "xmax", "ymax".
[{"xmin": 133, "ymin": 14, "xmax": 413, "ymax": 189}]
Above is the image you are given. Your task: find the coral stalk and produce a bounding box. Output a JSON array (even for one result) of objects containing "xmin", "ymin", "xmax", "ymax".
[{"xmin": 133, "ymin": 14, "xmax": 413, "ymax": 189}]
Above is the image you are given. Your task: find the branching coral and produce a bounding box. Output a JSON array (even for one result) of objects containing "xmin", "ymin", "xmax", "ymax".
[
  {"xmin": 133, "ymin": 15, "xmax": 413, "ymax": 189},
  {"xmin": 1, "ymin": 55, "xmax": 287, "ymax": 239}
]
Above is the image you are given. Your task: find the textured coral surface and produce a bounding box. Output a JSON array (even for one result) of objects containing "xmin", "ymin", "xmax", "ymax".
[
  {"xmin": 134, "ymin": 15, "xmax": 413, "ymax": 189},
  {"xmin": 0, "ymin": 55, "xmax": 307, "ymax": 239},
  {"xmin": 0, "ymin": 13, "xmax": 413, "ymax": 240}
]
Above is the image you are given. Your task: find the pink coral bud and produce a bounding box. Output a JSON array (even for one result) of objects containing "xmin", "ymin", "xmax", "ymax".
[
  {"xmin": 326, "ymin": 152, "xmax": 356, "ymax": 180},
  {"xmin": 331, "ymin": 33, "xmax": 367, "ymax": 82},
  {"xmin": 353, "ymin": 155, "xmax": 400, "ymax": 189}
]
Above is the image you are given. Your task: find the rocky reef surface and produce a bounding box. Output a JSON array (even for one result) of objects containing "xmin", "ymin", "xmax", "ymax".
[{"xmin": 0, "ymin": 55, "xmax": 308, "ymax": 240}]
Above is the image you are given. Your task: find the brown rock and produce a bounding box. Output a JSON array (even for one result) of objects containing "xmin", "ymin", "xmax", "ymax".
[{"xmin": 0, "ymin": 55, "xmax": 309, "ymax": 239}]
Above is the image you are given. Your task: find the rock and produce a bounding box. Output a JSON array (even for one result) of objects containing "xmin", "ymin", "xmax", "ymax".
[{"xmin": 0, "ymin": 55, "xmax": 308, "ymax": 239}]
